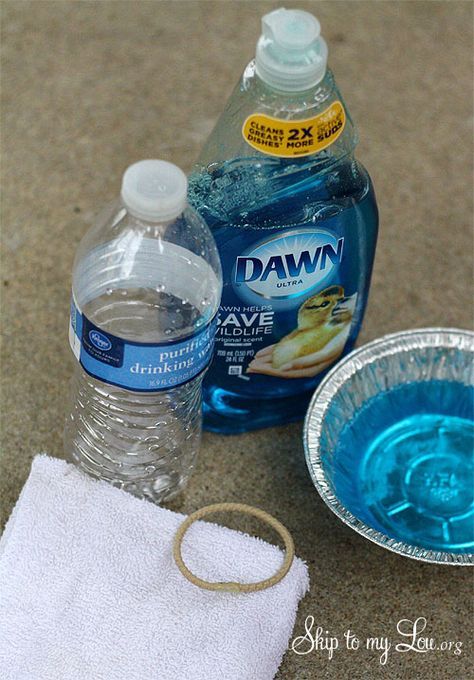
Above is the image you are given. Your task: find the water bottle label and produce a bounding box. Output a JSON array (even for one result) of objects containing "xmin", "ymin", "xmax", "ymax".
[
  {"xmin": 69, "ymin": 295, "xmax": 217, "ymax": 391},
  {"xmin": 241, "ymin": 101, "xmax": 346, "ymax": 158}
]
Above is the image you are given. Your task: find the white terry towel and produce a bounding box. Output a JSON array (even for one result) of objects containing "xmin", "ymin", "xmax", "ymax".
[{"xmin": 0, "ymin": 455, "xmax": 309, "ymax": 680}]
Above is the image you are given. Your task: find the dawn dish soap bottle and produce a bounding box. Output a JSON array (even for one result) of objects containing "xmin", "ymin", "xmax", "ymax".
[{"xmin": 188, "ymin": 8, "xmax": 379, "ymax": 434}]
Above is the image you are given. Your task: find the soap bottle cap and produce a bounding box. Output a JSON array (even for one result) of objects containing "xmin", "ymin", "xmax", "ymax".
[{"xmin": 255, "ymin": 7, "xmax": 328, "ymax": 92}]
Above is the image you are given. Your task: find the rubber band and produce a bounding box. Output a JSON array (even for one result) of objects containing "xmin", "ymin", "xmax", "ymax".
[{"xmin": 172, "ymin": 502, "xmax": 295, "ymax": 593}]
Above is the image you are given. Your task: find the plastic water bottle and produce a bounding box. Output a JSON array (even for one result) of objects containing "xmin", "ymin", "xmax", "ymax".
[
  {"xmin": 188, "ymin": 8, "xmax": 378, "ymax": 433},
  {"xmin": 65, "ymin": 160, "xmax": 222, "ymax": 502}
]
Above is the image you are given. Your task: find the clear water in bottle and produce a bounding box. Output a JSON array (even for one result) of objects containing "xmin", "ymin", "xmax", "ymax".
[{"xmin": 65, "ymin": 160, "xmax": 222, "ymax": 502}]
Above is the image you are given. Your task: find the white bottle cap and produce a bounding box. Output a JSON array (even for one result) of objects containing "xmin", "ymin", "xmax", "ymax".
[
  {"xmin": 255, "ymin": 8, "xmax": 328, "ymax": 92},
  {"xmin": 121, "ymin": 160, "xmax": 188, "ymax": 222}
]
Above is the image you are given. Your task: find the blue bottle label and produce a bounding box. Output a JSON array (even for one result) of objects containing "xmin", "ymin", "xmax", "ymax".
[
  {"xmin": 209, "ymin": 223, "xmax": 365, "ymax": 396},
  {"xmin": 69, "ymin": 296, "xmax": 217, "ymax": 392}
]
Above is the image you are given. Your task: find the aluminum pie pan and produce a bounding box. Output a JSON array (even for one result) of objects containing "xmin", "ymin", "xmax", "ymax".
[{"xmin": 304, "ymin": 327, "xmax": 474, "ymax": 565}]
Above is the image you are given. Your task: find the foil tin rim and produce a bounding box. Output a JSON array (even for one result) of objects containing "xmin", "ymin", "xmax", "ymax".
[{"xmin": 304, "ymin": 327, "xmax": 474, "ymax": 566}]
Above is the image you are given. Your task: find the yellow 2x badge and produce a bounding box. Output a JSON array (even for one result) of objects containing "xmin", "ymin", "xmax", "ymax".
[{"xmin": 242, "ymin": 101, "xmax": 346, "ymax": 158}]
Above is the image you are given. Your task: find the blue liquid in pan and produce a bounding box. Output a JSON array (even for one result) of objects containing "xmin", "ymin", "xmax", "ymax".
[{"xmin": 333, "ymin": 380, "xmax": 474, "ymax": 553}]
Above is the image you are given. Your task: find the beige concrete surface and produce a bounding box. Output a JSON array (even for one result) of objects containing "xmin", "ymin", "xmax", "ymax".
[{"xmin": 1, "ymin": 1, "xmax": 473, "ymax": 678}]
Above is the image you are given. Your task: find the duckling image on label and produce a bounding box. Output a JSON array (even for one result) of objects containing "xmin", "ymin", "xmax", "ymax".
[
  {"xmin": 272, "ymin": 286, "xmax": 354, "ymax": 368},
  {"xmin": 246, "ymin": 286, "xmax": 356, "ymax": 380}
]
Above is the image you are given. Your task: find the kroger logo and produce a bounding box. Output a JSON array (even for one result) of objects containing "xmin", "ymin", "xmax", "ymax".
[
  {"xmin": 234, "ymin": 230, "xmax": 344, "ymax": 299},
  {"xmin": 89, "ymin": 330, "xmax": 112, "ymax": 352}
]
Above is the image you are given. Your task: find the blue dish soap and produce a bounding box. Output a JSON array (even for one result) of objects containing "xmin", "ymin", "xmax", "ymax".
[
  {"xmin": 333, "ymin": 380, "xmax": 474, "ymax": 553},
  {"xmin": 189, "ymin": 8, "xmax": 379, "ymax": 433}
]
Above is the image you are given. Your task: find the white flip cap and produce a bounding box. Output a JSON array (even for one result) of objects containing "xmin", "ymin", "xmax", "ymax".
[
  {"xmin": 255, "ymin": 8, "xmax": 328, "ymax": 92},
  {"xmin": 121, "ymin": 160, "xmax": 188, "ymax": 222}
]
